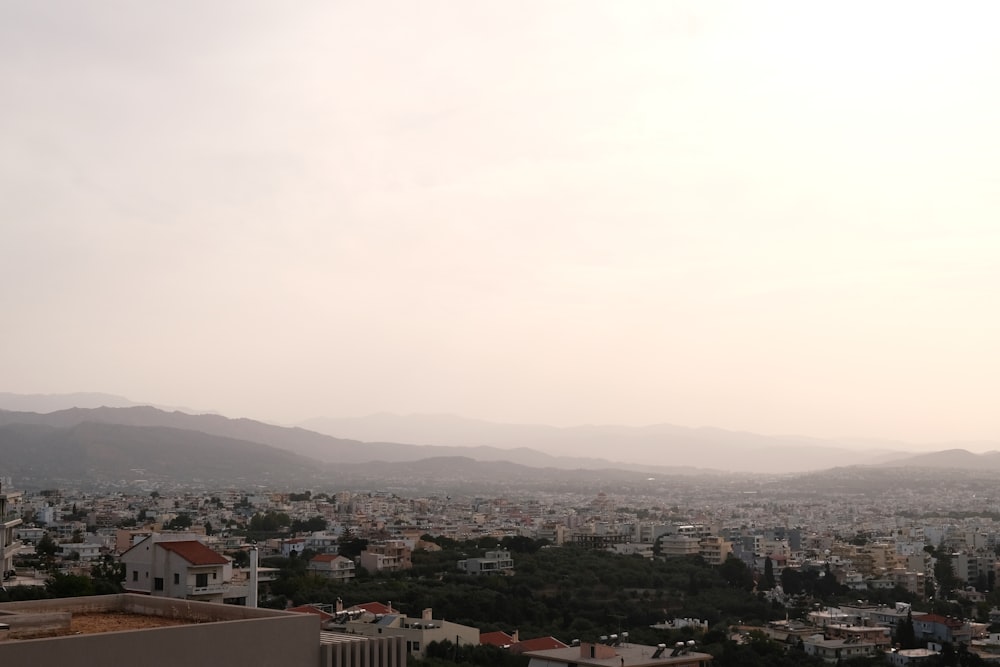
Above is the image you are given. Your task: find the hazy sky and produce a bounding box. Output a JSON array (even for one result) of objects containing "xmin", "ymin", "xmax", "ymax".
[{"xmin": 3, "ymin": 2, "xmax": 998, "ymax": 445}]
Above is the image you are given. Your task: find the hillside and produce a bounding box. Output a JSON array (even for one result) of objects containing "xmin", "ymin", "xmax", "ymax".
[
  {"xmin": 0, "ymin": 421, "xmax": 328, "ymax": 488},
  {"xmin": 0, "ymin": 406, "xmax": 702, "ymax": 474}
]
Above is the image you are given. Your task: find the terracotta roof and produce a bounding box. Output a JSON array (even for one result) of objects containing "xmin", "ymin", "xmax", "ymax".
[
  {"xmin": 480, "ymin": 631, "xmax": 516, "ymax": 647},
  {"xmin": 515, "ymin": 637, "xmax": 569, "ymax": 652},
  {"xmin": 917, "ymin": 614, "xmax": 965, "ymax": 628},
  {"xmin": 310, "ymin": 554, "xmax": 340, "ymax": 563},
  {"xmin": 157, "ymin": 540, "xmax": 228, "ymax": 566},
  {"xmin": 287, "ymin": 605, "xmax": 334, "ymax": 621}
]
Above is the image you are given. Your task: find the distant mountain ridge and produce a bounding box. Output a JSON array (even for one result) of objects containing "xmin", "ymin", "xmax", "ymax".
[
  {"xmin": 300, "ymin": 413, "xmax": 915, "ymax": 472},
  {"xmin": 0, "ymin": 420, "xmax": 326, "ymax": 488},
  {"xmin": 2, "ymin": 393, "xmax": 997, "ymax": 481},
  {"xmin": 0, "ymin": 406, "xmax": 657, "ymax": 472}
]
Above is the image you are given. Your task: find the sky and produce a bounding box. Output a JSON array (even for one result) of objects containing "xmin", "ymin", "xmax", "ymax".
[{"xmin": 2, "ymin": 2, "xmax": 999, "ymax": 446}]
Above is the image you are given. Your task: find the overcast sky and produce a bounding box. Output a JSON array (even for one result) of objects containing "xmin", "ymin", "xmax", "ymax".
[{"xmin": 3, "ymin": 2, "xmax": 998, "ymax": 445}]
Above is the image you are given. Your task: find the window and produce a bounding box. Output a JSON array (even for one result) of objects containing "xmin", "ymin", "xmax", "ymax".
[
  {"xmin": 154, "ymin": 577, "xmax": 163, "ymax": 591},
  {"xmin": 195, "ymin": 573, "xmax": 208, "ymax": 588},
  {"xmin": 132, "ymin": 570, "xmax": 138, "ymax": 582},
  {"xmin": 174, "ymin": 573, "xmax": 180, "ymax": 585}
]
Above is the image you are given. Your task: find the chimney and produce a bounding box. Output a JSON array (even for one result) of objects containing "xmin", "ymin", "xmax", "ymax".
[
  {"xmin": 336, "ymin": 597, "xmax": 344, "ymax": 613},
  {"xmin": 422, "ymin": 608, "xmax": 433, "ymax": 621},
  {"xmin": 512, "ymin": 629, "xmax": 519, "ymax": 642}
]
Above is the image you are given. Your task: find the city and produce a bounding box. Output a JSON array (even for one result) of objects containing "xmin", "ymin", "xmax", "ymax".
[{"xmin": 3, "ymin": 464, "xmax": 1000, "ymax": 666}]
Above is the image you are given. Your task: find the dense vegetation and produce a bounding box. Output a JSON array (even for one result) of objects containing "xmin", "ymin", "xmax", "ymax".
[
  {"xmin": 6, "ymin": 536, "xmax": 989, "ymax": 666},
  {"xmin": 258, "ymin": 536, "xmax": 829, "ymax": 666}
]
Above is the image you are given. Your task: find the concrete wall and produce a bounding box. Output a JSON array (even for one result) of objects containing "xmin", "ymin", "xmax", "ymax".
[
  {"xmin": 320, "ymin": 635, "xmax": 407, "ymax": 667},
  {"xmin": 0, "ymin": 594, "xmax": 320, "ymax": 667}
]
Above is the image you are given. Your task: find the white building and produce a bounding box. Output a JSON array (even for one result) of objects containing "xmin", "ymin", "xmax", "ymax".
[
  {"xmin": 1, "ymin": 486, "xmax": 23, "ymax": 577},
  {"xmin": 121, "ymin": 534, "xmax": 247, "ymax": 604},
  {"xmin": 308, "ymin": 554, "xmax": 356, "ymax": 582},
  {"xmin": 458, "ymin": 549, "xmax": 513, "ymax": 575},
  {"xmin": 59, "ymin": 542, "xmax": 103, "ymax": 561}
]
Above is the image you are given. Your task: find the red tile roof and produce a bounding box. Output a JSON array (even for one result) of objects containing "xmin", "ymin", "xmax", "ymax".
[
  {"xmin": 310, "ymin": 554, "xmax": 340, "ymax": 563},
  {"xmin": 481, "ymin": 631, "xmax": 516, "ymax": 647},
  {"xmin": 514, "ymin": 637, "xmax": 569, "ymax": 652},
  {"xmin": 916, "ymin": 614, "xmax": 965, "ymax": 628},
  {"xmin": 157, "ymin": 540, "xmax": 229, "ymax": 565},
  {"xmin": 287, "ymin": 604, "xmax": 334, "ymax": 621}
]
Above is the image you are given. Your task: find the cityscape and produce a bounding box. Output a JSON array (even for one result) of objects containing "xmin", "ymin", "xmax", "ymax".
[
  {"xmin": 3, "ymin": 398, "xmax": 1000, "ymax": 666},
  {"xmin": 4, "ymin": 2, "xmax": 999, "ymax": 666}
]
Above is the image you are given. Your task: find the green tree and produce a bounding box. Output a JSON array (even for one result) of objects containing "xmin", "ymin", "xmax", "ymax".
[
  {"xmin": 36, "ymin": 532, "xmax": 59, "ymax": 568},
  {"xmin": 46, "ymin": 572, "xmax": 95, "ymax": 598},
  {"xmin": 896, "ymin": 610, "xmax": 917, "ymax": 649},
  {"xmin": 90, "ymin": 555, "xmax": 125, "ymax": 595},
  {"xmin": 719, "ymin": 555, "xmax": 755, "ymax": 591},
  {"xmin": 935, "ymin": 554, "xmax": 960, "ymax": 597},
  {"xmin": 760, "ymin": 557, "xmax": 775, "ymax": 591},
  {"xmin": 165, "ymin": 513, "xmax": 193, "ymax": 530},
  {"xmin": 291, "ymin": 516, "xmax": 327, "ymax": 533}
]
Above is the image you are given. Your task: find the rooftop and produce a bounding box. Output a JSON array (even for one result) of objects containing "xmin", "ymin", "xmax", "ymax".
[
  {"xmin": 18, "ymin": 611, "xmax": 196, "ymax": 639},
  {"xmin": 523, "ymin": 641, "xmax": 714, "ymax": 666},
  {"xmin": 157, "ymin": 540, "xmax": 229, "ymax": 566}
]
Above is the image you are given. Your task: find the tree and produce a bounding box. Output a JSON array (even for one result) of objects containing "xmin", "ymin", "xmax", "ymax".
[
  {"xmin": 90, "ymin": 556, "xmax": 125, "ymax": 595},
  {"xmin": 338, "ymin": 527, "xmax": 368, "ymax": 560},
  {"xmin": 291, "ymin": 516, "xmax": 327, "ymax": 533},
  {"xmin": 781, "ymin": 567, "xmax": 803, "ymax": 595},
  {"xmin": 720, "ymin": 555, "xmax": 755, "ymax": 592},
  {"xmin": 760, "ymin": 557, "xmax": 775, "ymax": 591},
  {"xmin": 935, "ymin": 554, "xmax": 960, "ymax": 597},
  {"xmin": 896, "ymin": 610, "xmax": 917, "ymax": 649},
  {"xmin": 249, "ymin": 511, "xmax": 291, "ymax": 533},
  {"xmin": 46, "ymin": 572, "xmax": 95, "ymax": 598},
  {"xmin": 36, "ymin": 532, "xmax": 59, "ymax": 565}
]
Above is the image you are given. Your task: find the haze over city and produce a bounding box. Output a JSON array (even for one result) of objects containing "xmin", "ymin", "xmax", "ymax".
[{"xmin": 3, "ymin": 2, "xmax": 998, "ymax": 449}]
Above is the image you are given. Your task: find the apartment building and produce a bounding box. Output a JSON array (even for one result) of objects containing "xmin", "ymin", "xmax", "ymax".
[
  {"xmin": 698, "ymin": 536, "xmax": 732, "ymax": 566},
  {"xmin": 359, "ymin": 540, "xmax": 412, "ymax": 573},
  {"xmin": 308, "ymin": 554, "xmax": 356, "ymax": 582},
  {"xmin": 0, "ymin": 485, "xmax": 23, "ymax": 578},
  {"xmin": 457, "ymin": 549, "xmax": 513, "ymax": 575},
  {"xmin": 329, "ymin": 605, "xmax": 477, "ymax": 658}
]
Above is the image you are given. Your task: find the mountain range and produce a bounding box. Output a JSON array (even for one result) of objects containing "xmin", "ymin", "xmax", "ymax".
[{"xmin": 0, "ymin": 393, "xmax": 998, "ymax": 490}]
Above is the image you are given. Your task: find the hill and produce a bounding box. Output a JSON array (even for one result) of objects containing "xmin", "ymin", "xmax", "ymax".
[{"xmin": 0, "ymin": 421, "xmax": 328, "ymax": 488}]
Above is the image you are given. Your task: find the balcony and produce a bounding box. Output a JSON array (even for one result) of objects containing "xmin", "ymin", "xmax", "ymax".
[{"xmin": 189, "ymin": 583, "xmax": 226, "ymax": 595}]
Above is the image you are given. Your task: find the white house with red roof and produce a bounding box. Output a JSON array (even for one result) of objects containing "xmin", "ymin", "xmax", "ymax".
[
  {"xmin": 307, "ymin": 554, "xmax": 356, "ymax": 582},
  {"xmin": 121, "ymin": 533, "xmax": 247, "ymax": 604}
]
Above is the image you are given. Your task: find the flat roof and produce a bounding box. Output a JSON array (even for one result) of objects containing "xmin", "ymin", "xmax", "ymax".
[
  {"xmin": 43, "ymin": 612, "xmax": 196, "ymax": 638},
  {"xmin": 522, "ymin": 643, "xmax": 714, "ymax": 666}
]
